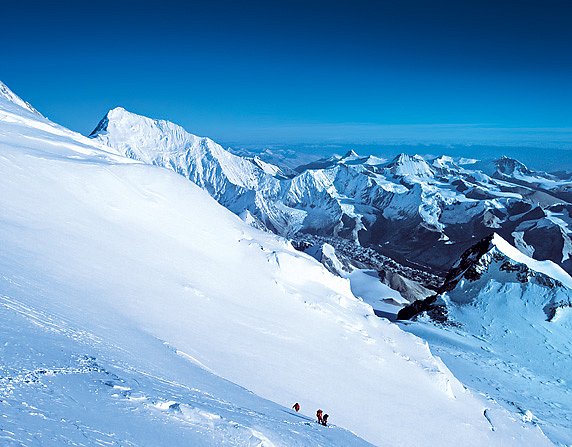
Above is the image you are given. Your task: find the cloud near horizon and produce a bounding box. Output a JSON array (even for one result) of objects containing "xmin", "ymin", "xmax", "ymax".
[{"xmin": 216, "ymin": 122, "xmax": 572, "ymax": 148}]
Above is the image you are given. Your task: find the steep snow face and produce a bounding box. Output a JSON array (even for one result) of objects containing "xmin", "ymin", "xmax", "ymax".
[
  {"xmin": 90, "ymin": 107, "xmax": 295, "ymax": 231},
  {"xmin": 90, "ymin": 108, "xmax": 572, "ymax": 277},
  {"xmin": 401, "ymin": 235, "xmax": 572, "ymax": 444},
  {"xmin": 91, "ymin": 107, "xmax": 274, "ymax": 191},
  {"xmin": 1, "ymin": 90, "xmax": 552, "ymax": 446},
  {"xmin": 0, "ymin": 86, "xmax": 125, "ymax": 163},
  {"xmin": 490, "ymin": 233, "xmax": 572, "ymax": 289},
  {"xmin": 248, "ymin": 155, "xmax": 290, "ymax": 179}
]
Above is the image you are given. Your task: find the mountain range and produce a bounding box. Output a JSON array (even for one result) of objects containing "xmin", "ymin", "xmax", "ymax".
[
  {"xmin": 90, "ymin": 108, "xmax": 572, "ymax": 289},
  {"xmin": 0, "ymin": 80, "xmax": 569, "ymax": 446}
]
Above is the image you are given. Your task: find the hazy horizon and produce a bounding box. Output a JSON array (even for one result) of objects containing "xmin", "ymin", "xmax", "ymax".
[{"xmin": 3, "ymin": 0, "xmax": 571, "ymax": 154}]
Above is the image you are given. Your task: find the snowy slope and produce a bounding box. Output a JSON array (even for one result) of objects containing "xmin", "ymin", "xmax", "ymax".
[
  {"xmin": 0, "ymin": 84, "xmax": 553, "ymax": 446},
  {"xmin": 0, "ymin": 81, "xmax": 40, "ymax": 115},
  {"xmin": 400, "ymin": 234, "xmax": 572, "ymax": 444},
  {"xmin": 0, "ymin": 293, "xmax": 373, "ymax": 447}
]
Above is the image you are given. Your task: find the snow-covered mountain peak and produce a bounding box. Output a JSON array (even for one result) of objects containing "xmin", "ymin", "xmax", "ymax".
[
  {"xmin": 97, "ymin": 106, "xmax": 142, "ymax": 127},
  {"xmin": 0, "ymin": 81, "xmax": 41, "ymax": 115},
  {"xmin": 387, "ymin": 153, "xmax": 435, "ymax": 177},
  {"xmin": 91, "ymin": 107, "xmax": 231, "ymax": 165},
  {"xmin": 96, "ymin": 105, "xmax": 126, "ymax": 119},
  {"xmin": 90, "ymin": 106, "xmax": 205, "ymax": 160},
  {"xmin": 295, "ymin": 150, "xmax": 366, "ymax": 171},
  {"xmin": 495, "ymin": 156, "xmax": 532, "ymax": 176},
  {"xmin": 361, "ymin": 154, "xmax": 387, "ymax": 165},
  {"xmin": 337, "ymin": 150, "xmax": 388, "ymax": 167},
  {"xmin": 444, "ymin": 233, "xmax": 572, "ymax": 291},
  {"xmin": 92, "ymin": 106, "xmax": 190, "ymax": 136},
  {"xmin": 432, "ymin": 155, "xmax": 460, "ymax": 172},
  {"xmin": 90, "ymin": 107, "xmax": 282, "ymax": 211},
  {"xmin": 341, "ymin": 149, "xmax": 359, "ymax": 159}
]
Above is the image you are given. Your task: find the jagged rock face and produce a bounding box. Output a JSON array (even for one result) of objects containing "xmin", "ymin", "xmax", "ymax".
[
  {"xmin": 90, "ymin": 109, "xmax": 572, "ymax": 277},
  {"xmin": 398, "ymin": 234, "xmax": 572, "ymax": 322},
  {"xmin": 495, "ymin": 156, "xmax": 532, "ymax": 176},
  {"xmin": 441, "ymin": 234, "xmax": 499, "ymax": 289}
]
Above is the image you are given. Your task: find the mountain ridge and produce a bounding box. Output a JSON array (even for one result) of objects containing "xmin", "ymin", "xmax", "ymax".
[
  {"xmin": 398, "ymin": 232, "xmax": 572, "ymax": 442},
  {"xmin": 90, "ymin": 107, "xmax": 572, "ymax": 282},
  {"xmin": 398, "ymin": 232, "xmax": 572, "ymax": 321},
  {"xmin": 0, "ymin": 81, "xmax": 41, "ymax": 115}
]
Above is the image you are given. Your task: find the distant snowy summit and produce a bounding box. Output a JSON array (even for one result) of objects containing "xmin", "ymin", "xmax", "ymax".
[
  {"xmin": 495, "ymin": 155, "xmax": 534, "ymax": 177},
  {"xmin": 89, "ymin": 107, "xmax": 572, "ymax": 281}
]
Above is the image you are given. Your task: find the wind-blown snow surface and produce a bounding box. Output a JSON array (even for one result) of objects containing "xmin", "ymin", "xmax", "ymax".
[{"xmin": 0, "ymin": 86, "xmax": 551, "ymax": 446}]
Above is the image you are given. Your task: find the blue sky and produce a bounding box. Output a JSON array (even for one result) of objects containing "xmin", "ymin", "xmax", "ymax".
[{"xmin": 2, "ymin": 0, "xmax": 571, "ymax": 148}]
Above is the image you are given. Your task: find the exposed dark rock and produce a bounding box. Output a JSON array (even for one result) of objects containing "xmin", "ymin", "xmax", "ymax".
[
  {"xmin": 397, "ymin": 233, "xmax": 569, "ymax": 322},
  {"xmin": 495, "ymin": 156, "xmax": 532, "ymax": 176}
]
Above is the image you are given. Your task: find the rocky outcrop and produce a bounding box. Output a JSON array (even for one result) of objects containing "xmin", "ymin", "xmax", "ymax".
[{"xmin": 398, "ymin": 233, "xmax": 572, "ymax": 322}]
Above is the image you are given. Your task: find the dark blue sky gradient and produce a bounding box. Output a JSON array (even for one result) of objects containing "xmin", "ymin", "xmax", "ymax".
[{"xmin": 2, "ymin": 0, "xmax": 571, "ymax": 146}]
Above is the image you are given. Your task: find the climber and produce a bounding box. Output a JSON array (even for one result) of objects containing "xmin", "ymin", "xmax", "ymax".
[{"xmin": 322, "ymin": 413, "xmax": 329, "ymax": 426}]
